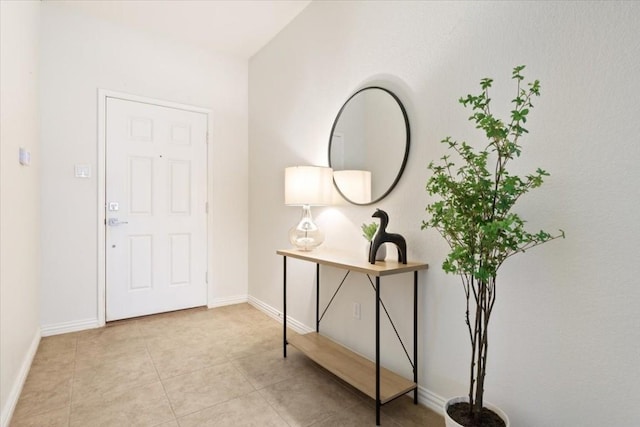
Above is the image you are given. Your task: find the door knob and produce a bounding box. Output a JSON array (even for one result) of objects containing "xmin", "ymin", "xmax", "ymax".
[{"xmin": 107, "ymin": 218, "xmax": 128, "ymax": 226}]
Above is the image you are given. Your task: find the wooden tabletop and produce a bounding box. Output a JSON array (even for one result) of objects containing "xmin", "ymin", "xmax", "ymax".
[{"xmin": 277, "ymin": 248, "xmax": 428, "ymax": 277}]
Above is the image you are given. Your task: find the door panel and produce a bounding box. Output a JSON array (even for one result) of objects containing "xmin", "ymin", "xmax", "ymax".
[
  {"xmin": 129, "ymin": 157, "xmax": 153, "ymax": 214},
  {"xmin": 170, "ymin": 160, "xmax": 191, "ymax": 213},
  {"xmin": 106, "ymin": 97, "xmax": 207, "ymax": 321},
  {"xmin": 129, "ymin": 235, "xmax": 153, "ymax": 290},
  {"xmin": 170, "ymin": 233, "xmax": 191, "ymax": 285}
]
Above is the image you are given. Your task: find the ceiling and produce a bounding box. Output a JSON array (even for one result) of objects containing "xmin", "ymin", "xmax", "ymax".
[{"xmin": 44, "ymin": 0, "xmax": 312, "ymax": 59}]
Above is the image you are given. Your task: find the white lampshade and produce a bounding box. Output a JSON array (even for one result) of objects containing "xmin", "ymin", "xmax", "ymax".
[
  {"xmin": 333, "ymin": 170, "xmax": 372, "ymax": 204},
  {"xmin": 285, "ymin": 166, "xmax": 333, "ymax": 206}
]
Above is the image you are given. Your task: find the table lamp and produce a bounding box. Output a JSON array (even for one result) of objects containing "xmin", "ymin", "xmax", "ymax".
[{"xmin": 285, "ymin": 166, "xmax": 333, "ymax": 251}]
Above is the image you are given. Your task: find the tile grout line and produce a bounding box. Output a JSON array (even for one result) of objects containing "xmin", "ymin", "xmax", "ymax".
[
  {"xmin": 255, "ymin": 389, "xmax": 296, "ymax": 427},
  {"xmin": 144, "ymin": 323, "xmax": 180, "ymax": 426},
  {"xmin": 143, "ymin": 315, "xmax": 258, "ymax": 423},
  {"xmin": 251, "ymin": 347, "xmax": 350, "ymax": 427},
  {"xmin": 159, "ymin": 360, "xmax": 257, "ymax": 422},
  {"xmin": 248, "ymin": 358, "xmax": 297, "ymax": 427},
  {"xmin": 226, "ymin": 351, "xmax": 296, "ymax": 425},
  {"xmin": 67, "ymin": 335, "xmax": 79, "ymax": 427}
]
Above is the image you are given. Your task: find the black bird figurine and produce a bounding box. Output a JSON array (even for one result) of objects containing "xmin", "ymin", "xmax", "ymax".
[{"xmin": 369, "ymin": 209, "xmax": 407, "ymax": 264}]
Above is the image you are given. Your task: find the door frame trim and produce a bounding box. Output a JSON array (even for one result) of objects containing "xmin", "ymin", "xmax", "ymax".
[{"xmin": 97, "ymin": 89, "xmax": 211, "ymax": 326}]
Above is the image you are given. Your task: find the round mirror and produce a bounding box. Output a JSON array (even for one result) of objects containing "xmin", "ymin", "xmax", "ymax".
[{"xmin": 328, "ymin": 87, "xmax": 410, "ymax": 205}]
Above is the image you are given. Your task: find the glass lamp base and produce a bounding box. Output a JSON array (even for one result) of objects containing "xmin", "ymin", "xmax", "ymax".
[
  {"xmin": 289, "ymin": 227, "xmax": 324, "ymax": 251},
  {"xmin": 289, "ymin": 205, "xmax": 324, "ymax": 251}
]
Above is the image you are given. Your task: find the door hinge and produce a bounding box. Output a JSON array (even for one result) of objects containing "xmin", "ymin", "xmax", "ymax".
[
  {"xmin": 205, "ymin": 202, "xmax": 209, "ymax": 213},
  {"xmin": 206, "ymin": 271, "xmax": 208, "ymax": 284}
]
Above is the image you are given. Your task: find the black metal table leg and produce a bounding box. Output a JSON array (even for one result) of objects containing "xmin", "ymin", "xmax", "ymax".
[
  {"xmin": 376, "ymin": 276, "xmax": 381, "ymax": 425},
  {"xmin": 283, "ymin": 256, "xmax": 287, "ymax": 358},
  {"xmin": 316, "ymin": 263, "xmax": 320, "ymax": 332},
  {"xmin": 414, "ymin": 270, "xmax": 418, "ymax": 404}
]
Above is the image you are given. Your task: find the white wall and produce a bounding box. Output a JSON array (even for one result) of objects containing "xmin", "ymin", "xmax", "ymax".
[
  {"xmin": 248, "ymin": 1, "xmax": 640, "ymax": 425},
  {"xmin": 0, "ymin": 1, "xmax": 42, "ymax": 423},
  {"xmin": 39, "ymin": 3, "xmax": 249, "ymax": 331}
]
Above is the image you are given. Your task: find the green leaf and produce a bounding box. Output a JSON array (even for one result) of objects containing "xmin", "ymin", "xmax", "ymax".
[{"xmin": 424, "ymin": 65, "xmax": 563, "ymax": 283}]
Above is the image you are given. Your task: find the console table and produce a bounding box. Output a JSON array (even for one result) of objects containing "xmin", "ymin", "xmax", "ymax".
[{"xmin": 277, "ymin": 248, "xmax": 428, "ymax": 425}]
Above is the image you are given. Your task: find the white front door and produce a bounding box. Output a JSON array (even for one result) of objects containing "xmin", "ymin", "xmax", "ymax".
[{"xmin": 105, "ymin": 97, "xmax": 208, "ymax": 321}]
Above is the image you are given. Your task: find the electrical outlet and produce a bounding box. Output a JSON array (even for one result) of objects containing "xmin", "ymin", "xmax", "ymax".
[
  {"xmin": 19, "ymin": 147, "xmax": 31, "ymax": 166},
  {"xmin": 353, "ymin": 302, "xmax": 361, "ymax": 320}
]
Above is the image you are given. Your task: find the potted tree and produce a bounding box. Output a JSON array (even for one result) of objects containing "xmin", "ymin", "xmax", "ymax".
[{"xmin": 422, "ymin": 66, "xmax": 564, "ymax": 427}]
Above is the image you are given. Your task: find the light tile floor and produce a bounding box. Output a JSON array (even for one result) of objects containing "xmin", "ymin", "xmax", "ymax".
[{"xmin": 10, "ymin": 303, "xmax": 444, "ymax": 427}]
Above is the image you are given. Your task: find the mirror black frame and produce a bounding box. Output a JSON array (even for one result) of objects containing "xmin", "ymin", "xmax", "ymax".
[{"xmin": 328, "ymin": 86, "xmax": 410, "ymax": 205}]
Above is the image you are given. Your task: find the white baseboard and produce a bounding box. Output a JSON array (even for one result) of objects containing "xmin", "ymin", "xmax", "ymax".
[
  {"xmin": 42, "ymin": 299, "xmax": 251, "ymax": 336},
  {"xmin": 40, "ymin": 318, "xmax": 100, "ymax": 337},
  {"xmin": 417, "ymin": 385, "xmax": 446, "ymax": 415},
  {"xmin": 1, "ymin": 328, "xmax": 40, "ymax": 427},
  {"xmin": 247, "ymin": 295, "xmax": 314, "ymax": 334},
  {"xmin": 208, "ymin": 294, "xmax": 249, "ymax": 309}
]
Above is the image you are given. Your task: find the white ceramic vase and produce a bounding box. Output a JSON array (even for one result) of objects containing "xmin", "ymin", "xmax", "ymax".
[
  {"xmin": 444, "ymin": 396, "xmax": 510, "ymax": 427},
  {"xmin": 366, "ymin": 242, "xmax": 387, "ymax": 261}
]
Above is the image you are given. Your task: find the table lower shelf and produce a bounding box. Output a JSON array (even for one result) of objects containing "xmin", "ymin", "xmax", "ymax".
[{"xmin": 287, "ymin": 332, "xmax": 416, "ymax": 404}]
